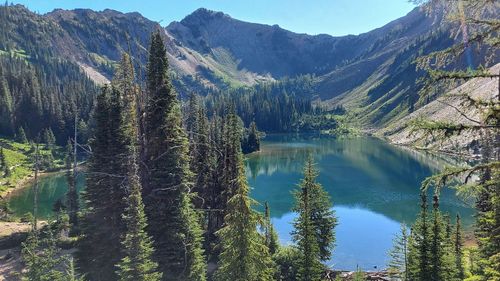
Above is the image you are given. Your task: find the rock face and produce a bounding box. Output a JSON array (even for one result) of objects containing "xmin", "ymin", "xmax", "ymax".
[
  {"xmin": 379, "ymin": 63, "xmax": 500, "ymax": 154},
  {"xmin": 1, "ymin": 4, "xmax": 497, "ymax": 129}
]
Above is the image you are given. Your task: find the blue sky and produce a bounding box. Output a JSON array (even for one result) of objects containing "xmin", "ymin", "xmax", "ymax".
[{"xmin": 12, "ymin": 0, "xmax": 417, "ymax": 36}]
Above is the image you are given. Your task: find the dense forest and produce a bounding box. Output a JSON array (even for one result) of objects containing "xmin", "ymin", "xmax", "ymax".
[
  {"xmin": 0, "ymin": 0, "xmax": 498, "ymax": 281},
  {"xmin": 24, "ymin": 32, "xmax": 338, "ymax": 281}
]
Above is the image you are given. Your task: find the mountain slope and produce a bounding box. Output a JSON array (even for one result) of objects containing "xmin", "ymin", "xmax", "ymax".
[
  {"xmin": 378, "ymin": 63, "xmax": 500, "ymax": 154},
  {"xmin": 1, "ymin": 3, "xmax": 497, "ymax": 131}
]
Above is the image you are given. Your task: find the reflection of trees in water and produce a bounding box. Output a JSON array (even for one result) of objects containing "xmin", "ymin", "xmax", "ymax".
[
  {"xmin": 245, "ymin": 135, "xmax": 476, "ymax": 228},
  {"xmin": 6, "ymin": 173, "xmax": 85, "ymax": 218}
]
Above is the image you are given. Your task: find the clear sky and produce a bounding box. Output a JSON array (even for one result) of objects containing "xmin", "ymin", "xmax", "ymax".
[{"xmin": 11, "ymin": 0, "xmax": 417, "ymax": 36}]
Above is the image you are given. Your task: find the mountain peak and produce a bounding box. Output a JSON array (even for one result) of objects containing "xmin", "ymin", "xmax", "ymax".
[{"xmin": 181, "ymin": 8, "xmax": 228, "ymax": 25}]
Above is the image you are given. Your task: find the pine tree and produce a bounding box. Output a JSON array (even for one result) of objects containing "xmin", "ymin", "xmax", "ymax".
[
  {"xmin": 0, "ymin": 147, "xmax": 5, "ymax": 174},
  {"xmin": 2, "ymin": 148, "xmax": 9, "ymax": 177},
  {"xmin": 77, "ymin": 85, "xmax": 129, "ymax": 281},
  {"xmin": 263, "ymin": 201, "xmax": 279, "ymax": 255},
  {"xmin": 142, "ymin": 31, "xmax": 206, "ymax": 280},
  {"xmin": 65, "ymin": 258, "xmax": 85, "ymax": 281},
  {"xmin": 242, "ymin": 121, "xmax": 260, "ymax": 154},
  {"xmin": 185, "ymin": 92, "xmax": 199, "ymax": 145},
  {"xmin": 190, "ymin": 104, "xmax": 212, "ymax": 210},
  {"xmin": 214, "ymin": 117, "xmax": 274, "ymax": 281},
  {"xmin": 430, "ymin": 195, "xmax": 445, "ymax": 281},
  {"xmin": 42, "ymin": 128, "xmax": 56, "ymax": 148},
  {"xmin": 431, "ymin": 196, "xmax": 458, "ymax": 281},
  {"xmin": 116, "ymin": 160, "xmax": 162, "ymax": 281},
  {"xmin": 0, "ymin": 70, "xmax": 13, "ymax": 135},
  {"xmin": 273, "ymin": 246, "xmax": 301, "ymax": 281},
  {"xmin": 410, "ymin": 2, "xmax": 499, "ymax": 280},
  {"xmin": 65, "ymin": 139, "xmax": 79, "ymax": 230},
  {"xmin": 16, "ymin": 126, "xmax": 27, "ymax": 143},
  {"xmin": 21, "ymin": 230, "xmax": 66, "ymax": 281},
  {"xmin": 205, "ymin": 114, "xmax": 225, "ymax": 257},
  {"xmin": 292, "ymin": 157, "xmax": 337, "ymax": 281},
  {"xmin": 454, "ymin": 214, "xmax": 465, "ymax": 281},
  {"xmin": 388, "ymin": 223, "xmax": 409, "ymax": 281},
  {"xmin": 408, "ymin": 193, "xmax": 431, "ymax": 281},
  {"xmin": 111, "ymin": 53, "xmax": 162, "ymax": 281}
]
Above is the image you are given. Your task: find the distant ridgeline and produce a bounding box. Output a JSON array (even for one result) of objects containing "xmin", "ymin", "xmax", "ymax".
[
  {"xmin": 0, "ymin": 4, "xmax": 336, "ymax": 145},
  {"xmin": 0, "ymin": 2, "xmax": 493, "ymax": 144}
]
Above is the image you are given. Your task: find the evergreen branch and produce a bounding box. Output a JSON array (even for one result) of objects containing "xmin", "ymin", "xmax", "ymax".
[
  {"xmin": 421, "ymin": 161, "xmax": 500, "ymax": 193},
  {"xmin": 428, "ymin": 68, "xmax": 498, "ymax": 82}
]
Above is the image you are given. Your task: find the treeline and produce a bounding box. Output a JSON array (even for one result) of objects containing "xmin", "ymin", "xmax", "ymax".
[
  {"xmin": 17, "ymin": 31, "xmax": 338, "ymax": 281},
  {"xmin": 388, "ymin": 194, "xmax": 466, "ymax": 281},
  {"xmin": 204, "ymin": 75, "xmax": 328, "ymax": 132},
  {"xmin": 0, "ymin": 54, "xmax": 97, "ymax": 145},
  {"xmin": 0, "ymin": 3, "xmax": 98, "ymax": 145}
]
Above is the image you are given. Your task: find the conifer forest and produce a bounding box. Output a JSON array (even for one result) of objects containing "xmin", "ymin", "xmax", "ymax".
[{"xmin": 0, "ymin": 0, "xmax": 498, "ymax": 280}]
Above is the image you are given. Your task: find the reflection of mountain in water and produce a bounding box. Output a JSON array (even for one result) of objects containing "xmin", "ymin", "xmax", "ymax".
[{"xmin": 246, "ymin": 134, "xmax": 475, "ymax": 228}]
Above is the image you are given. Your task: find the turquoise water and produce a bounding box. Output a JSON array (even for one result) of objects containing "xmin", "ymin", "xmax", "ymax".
[
  {"xmin": 5, "ymin": 134, "xmax": 474, "ymax": 270},
  {"xmin": 246, "ymin": 134, "xmax": 474, "ymax": 270},
  {"xmin": 5, "ymin": 173, "xmax": 85, "ymax": 219}
]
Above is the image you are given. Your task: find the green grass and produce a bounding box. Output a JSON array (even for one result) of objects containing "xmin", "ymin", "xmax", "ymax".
[{"xmin": 0, "ymin": 138, "xmax": 65, "ymax": 194}]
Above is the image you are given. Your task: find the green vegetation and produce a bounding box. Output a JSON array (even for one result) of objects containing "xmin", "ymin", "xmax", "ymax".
[
  {"xmin": 0, "ymin": 137, "xmax": 65, "ymax": 194},
  {"xmin": 3, "ymin": 1, "xmax": 498, "ymax": 280},
  {"xmin": 143, "ymin": 31, "xmax": 206, "ymax": 281},
  {"xmin": 407, "ymin": 1, "xmax": 500, "ymax": 281},
  {"xmin": 214, "ymin": 109, "xmax": 275, "ymax": 281},
  {"xmin": 292, "ymin": 157, "xmax": 338, "ymax": 280}
]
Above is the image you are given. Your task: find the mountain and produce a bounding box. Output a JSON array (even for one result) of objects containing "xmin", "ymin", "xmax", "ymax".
[
  {"xmin": 379, "ymin": 63, "xmax": 500, "ymax": 154},
  {"xmin": 0, "ymin": 3, "xmax": 496, "ymax": 131}
]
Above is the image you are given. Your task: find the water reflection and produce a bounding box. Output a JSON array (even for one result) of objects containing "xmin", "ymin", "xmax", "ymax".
[
  {"xmin": 6, "ymin": 173, "xmax": 85, "ymax": 218},
  {"xmin": 246, "ymin": 134, "xmax": 475, "ymax": 270}
]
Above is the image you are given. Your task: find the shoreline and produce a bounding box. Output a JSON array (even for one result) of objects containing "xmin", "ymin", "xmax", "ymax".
[
  {"xmin": 0, "ymin": 170, "xmax": 63, "ymax": 199},
  {"xmin": 0, "ymin": 165, "xmax": 86, "ymax": 199}
]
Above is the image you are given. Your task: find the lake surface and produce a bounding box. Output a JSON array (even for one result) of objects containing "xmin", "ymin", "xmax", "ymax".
[
  {"xmin": 245, "ymin": 134, "xmax": 474, "ymax": 270},
  {"xmin": 5, "ymin": 134, "xmax": 474, "ymax": 270}
]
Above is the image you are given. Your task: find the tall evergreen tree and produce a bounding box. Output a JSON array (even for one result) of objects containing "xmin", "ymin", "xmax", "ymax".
[
  {"xmin": 77, "ymin": 85, "xmax": 129, "ymax": 280},
  {"xmin": 408, "ymin": 193, "xmax": 458, "ymax": 281},
  {"xmin": 0, "ymin": 147, "xmax": 5, "ymax": 173},
  {"xmin": 292, "ymin": 157, "xmax": 337, "ymax": 281},
  {"xmin": 263, "ymin": 201, "xmax": 279, "ymax": 255},
  {"xmin": 0, "ymin": 70, "xmax": 13, "ymax": 135},
  {"xmin": 115, "ymin": 53, "xmax": 161, "ymax": 281},
  {"xmin": 185, "ymin": 92, "xmax": 200, "ymax": 145},
  {"xmin": 116, "ymin": 162, "xmax": 162, "ymax": 281},
  {"xmin": 190, "ymin": 104, "xmax": 212, "ymax": 210},
  {"xmin": 65, "ymin": 139, "xmax": 79, "ymax": 230},
  {"xmin": 411, "ymin": 1, "xmax": 499, "ymax": 279},
  {"xmin": 42, "ymin": 128, "xmax": 56, "ymax": 148},
  {"xmin": 430, "ymin": 195, "xmax": 445, "ymax": 281},
  {"xmin": 242, "ymin": 121, "xmax": 260, "ymax": 154},
  {"xmin": 388, "ymin": 223, "xmax": 409, "ymax": 281},
  {"xmin": 22, "ymin": 229, "xmax": 66, "ymax": 281},
  {"xmin": 16, "ymin": 126, "xmax": 27, "ymax": 143},
  {"xmin": 408, "ymin": 193, "xmax": 431, "ymax": 281},
  {"xmin": 142, "ymin": 31, "xmax": 206, "ymax": 280},
  {"xmin": 3, "ymin": 147, "xmax": 9, "ymax": 177},
  {"xmin": 454, "ymin": 214, "xmax": 465, "ymax": 281},
  {"xmin": 205, "ymin": 113, "xmax": 225, "ymax": 257},
  {"xmin": 214, "ymin": 115, "xmax": 275, "ymax": 281}
]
